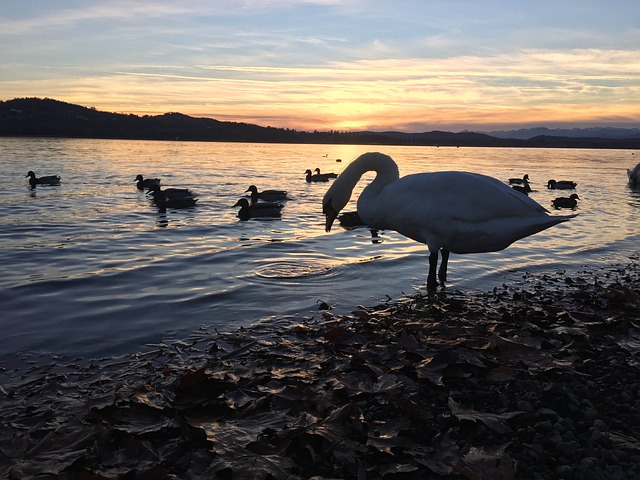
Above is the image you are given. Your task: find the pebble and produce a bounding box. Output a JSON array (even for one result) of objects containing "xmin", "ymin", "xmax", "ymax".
[
  {"xmin": 537, "ymin": 407, "xmax": 559, "ymax": 419},
  {"xmin": 593, "ymin": 419, "xmax": 609, "ymax": 431},
  {"xmin": 557, "ymin": 440, "xmax": 579, "ymax": 457}
]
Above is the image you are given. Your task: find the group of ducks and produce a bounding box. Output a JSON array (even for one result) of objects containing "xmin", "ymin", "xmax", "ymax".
[
  {"xmin": 135, "ymin": 174, "xmax": 198, "ymax": 212},
  {"xmin": 507, "ymin": 173, "xmax": 580, "ymax": 209},
  {"xmin": 26, "ymin": 155, "xmax": 640, "ymax": 291},
  {"xmin": 236, "ymin": 167, "xmax": 342, "ymax": 219},
  {"xmin": 136, "ymin": 174, "xmax": 290, "ymax": 219}
]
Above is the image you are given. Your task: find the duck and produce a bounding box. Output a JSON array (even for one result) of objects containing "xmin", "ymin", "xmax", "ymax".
[
  {"xmin": 147, "ymin": 184, "xmax": 198, "ymax": 210},
  {"xmin": 314, "ymin": 168, "xmax": 338, "ymax": 180},
  {"xmin": 322, "ymin": 152, "xmax": 575, "ymax": 290},
  {"xmin": 508, "ymin": 174, "xmax": 530, "ymax": 186},
  {"xmin": 233, "ymin": 198, "xmax": 282, "ymax": 221},
  {"xmin": 135, "ymin": 174, "xmax": 160, "ymax": 190},
  {"xmin": 552, "ymin": 193, "xmax": 580, "ymax": 209},
  {"xmin": 245, "ymin": 185, "xmax": 288, "ymax": 203},
  {"xmin": 627, "ymin": 162, "xmax": 640, "ymax": 187},
  {"xmin": 337, "ymin": 211, "xmax": 367, "ymax": 228},
  {"xmin": 26, "ymin": 171, "xmax": 61, "ymax": 187},
  {"xmin": 511, "ymin": 184, "xmax": 532, "ymax": 195},
  {"xmin": 305, "ymin": 169, "xmax": 329, "ymax": 183},
  {"xmin": 547, "ymin": 179, "xmax": 577, "ymax": 189}
]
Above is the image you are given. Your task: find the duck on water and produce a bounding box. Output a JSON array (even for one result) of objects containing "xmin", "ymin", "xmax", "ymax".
[
  {"xmin": 233, "ymin": 198, "xmax": 283, "ymax": 221},
  {"xmin": 135, "ymin": 174, "xmax": 161, "ymax": 190},
  {"xmin": 322, "ymin": 152, "xmax": 575, "ymax": 290},
  {"xmin": 146, "ymin": 184, "xmax": 198, "ymax": 211},
  {"xmin": 246, "ymin": 185, "xmax": 288, "ymax": 204},
  {"xmin": 26, "ymin": 171, "xmax": 61, "ymax": 188}
]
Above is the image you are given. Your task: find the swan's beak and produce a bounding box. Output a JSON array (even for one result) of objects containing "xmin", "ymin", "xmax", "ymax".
[{"xmin": 323, "ymin": 199, "xmax": 338, "ymax": 232}]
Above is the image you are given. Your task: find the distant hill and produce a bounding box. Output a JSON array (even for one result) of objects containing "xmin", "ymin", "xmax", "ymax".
[
  {"xmin": 486, "ymin": 126, "xmax": 640, "ymax": 140},
  {"xmin": 1, "ymin": 97, "xmax": 639, "ymax": 149}
]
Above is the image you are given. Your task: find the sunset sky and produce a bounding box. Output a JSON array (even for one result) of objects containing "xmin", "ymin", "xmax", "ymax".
[{"xmin": 1, "ymin": 1, "xmax": 639, "ymax": 132}]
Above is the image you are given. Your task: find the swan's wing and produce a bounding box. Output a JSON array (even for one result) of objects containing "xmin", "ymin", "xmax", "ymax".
[
  {"xmin": 370, "ymin": 171, "xmax": 547, "ymax": 224},
  {"xmin": 359, "ymin": 171, "xmax": 566, "ymax": 253}
]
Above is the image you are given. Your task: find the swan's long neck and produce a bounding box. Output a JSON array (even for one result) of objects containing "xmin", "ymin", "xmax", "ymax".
[
  {"xmin": 341, "ymin": 152, "xmax": 399, "ymax": 200},
  {"xmin": 322, "ymin": 153, "xmax": 400, "ymax": 231}
]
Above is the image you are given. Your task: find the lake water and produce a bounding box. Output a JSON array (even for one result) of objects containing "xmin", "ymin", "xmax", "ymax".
[{"xmin": 1, "ymin": 137, "xmax": 638, "ymax": 361}]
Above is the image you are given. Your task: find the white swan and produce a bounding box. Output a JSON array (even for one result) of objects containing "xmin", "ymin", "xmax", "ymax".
[
  {"xmin": 322, "ymin": 152, "xmax": 575, "ymax": 289},
  {"xmin": 628, "ymin": 162, "xmax": 640, "ymax": 187}
]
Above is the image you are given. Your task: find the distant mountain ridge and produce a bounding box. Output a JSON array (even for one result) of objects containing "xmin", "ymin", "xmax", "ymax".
[
  {"xmin": 1, "ymin": 97, "xmax": 639, "ymax": 149},
  {"xmin": 485, "ymin": 126, "xmax": 640, "ymax": 140}
]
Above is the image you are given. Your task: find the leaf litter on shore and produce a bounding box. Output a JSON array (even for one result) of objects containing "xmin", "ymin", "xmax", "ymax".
[{"xmin": 1, "ymin": 261, "xmax": 639, "ymax": 479}]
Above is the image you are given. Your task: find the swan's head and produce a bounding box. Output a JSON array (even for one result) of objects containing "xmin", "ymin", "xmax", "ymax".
[{"xmin": 323, "ymin": 180, "xmax": 350, "ymax": 232}]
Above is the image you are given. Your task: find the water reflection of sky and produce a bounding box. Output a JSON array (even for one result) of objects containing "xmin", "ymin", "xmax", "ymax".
[{"xmin": 0, "ymin": 137, "xmax": 639, "ymax": 357}]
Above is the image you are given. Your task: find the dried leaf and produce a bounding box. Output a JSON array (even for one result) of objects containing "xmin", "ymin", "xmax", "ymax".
[{"xmin": 448, "ymin": 397, "xmax": 523, "ymax": 433}]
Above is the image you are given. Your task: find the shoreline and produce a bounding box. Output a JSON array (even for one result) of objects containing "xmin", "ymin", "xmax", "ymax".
[{"xmin": 1, "ymin": 261, "xmax": 639, "ymax": 479}]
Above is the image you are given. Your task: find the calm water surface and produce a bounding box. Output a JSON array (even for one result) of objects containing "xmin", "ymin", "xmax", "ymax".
[{"xmin": 1, "ymin": 138, "xmax": 638, "ymax": 360}]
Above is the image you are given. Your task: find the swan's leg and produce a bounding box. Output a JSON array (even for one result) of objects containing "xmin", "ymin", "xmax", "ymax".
[
  {"xmin": 438, "ymin": 249, "xmax": 450, "ymax": 284},
  {"xmin": 427, "ymin": 250, "xmax": 439, "ymax": 290}
]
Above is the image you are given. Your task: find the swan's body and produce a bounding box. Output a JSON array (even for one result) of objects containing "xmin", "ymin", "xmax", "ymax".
[
  {"xmin": 322, "ymin": 152, "xmax": 575, "ymax": 289},
  {"xmin": 246, "ymin": 185, "xmax": 288, "ymax": 203},
  {"xmin": 552, "ymin": 193, "xmax": 580, "ymax": 209},
  {"xmin": 628, "ymin": 162, "xmax": 640, "ymax": 187},
  {"xmin": 26, "ymin": 171, "xmax": 60, "ymax": 187},
  {"xmin": 305, "ymin": 169, "xmax": 329, "ymax": 183},
  {"xmin": 135, "ymin": 174, "xmax": 160, "ymax": 190},
  {"xmin": 314, "ymin": 168, "xmax": 338, "ymax": 180},
  {"xmin": 547, "ymin": 179, "xmax": 577, "ymax": 189},
  {"xmin": 233, "ymin": 198, "xmax": 282, "ymax": 220},
  {"xmin": 508, "ymin": 174, "xmax": 530, "ymax": 186}
]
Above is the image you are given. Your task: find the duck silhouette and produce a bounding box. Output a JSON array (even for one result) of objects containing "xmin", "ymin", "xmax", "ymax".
[
  {"xmin": 135, "ymin": 174, "xmax": 160, "ymax": 190},
  {"xmin": 26, "ymin": 171, "xmax": 61, "ymax": 188},
  {"xmin": 245, "ymin": 185, "xmax": 288, "ymax": 203},
  {"xmin": 313, "ymin": 168, "xmax": 338, "ymax": 180},
  {"xmin": 508, "ymin": 174, "xmax": 530, "ymax": 186},
  {"xmin": 147, "ymin": 184, "xmax": 197, "ymax": 210},
  {"xmin": 511, "ymin": 184, "xmax": 532, "ymax": 195},
  {"xmin": 552, "ymin": 194, "xmax": 580, "ymax": 209},
  {"xmin": 305, "ymin": 169, "xmax": 329, "ymax": 183},
  {"xmin": 323, "ymin": 152, "xmax": 575, "ymax": 290},
  {"xmin": 547, "ymin": 179, "xmax": 577, "ymax": 189},
  {"xmin": 233, "ymin": 198, "xmax": 283, "ymax": 220}
]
